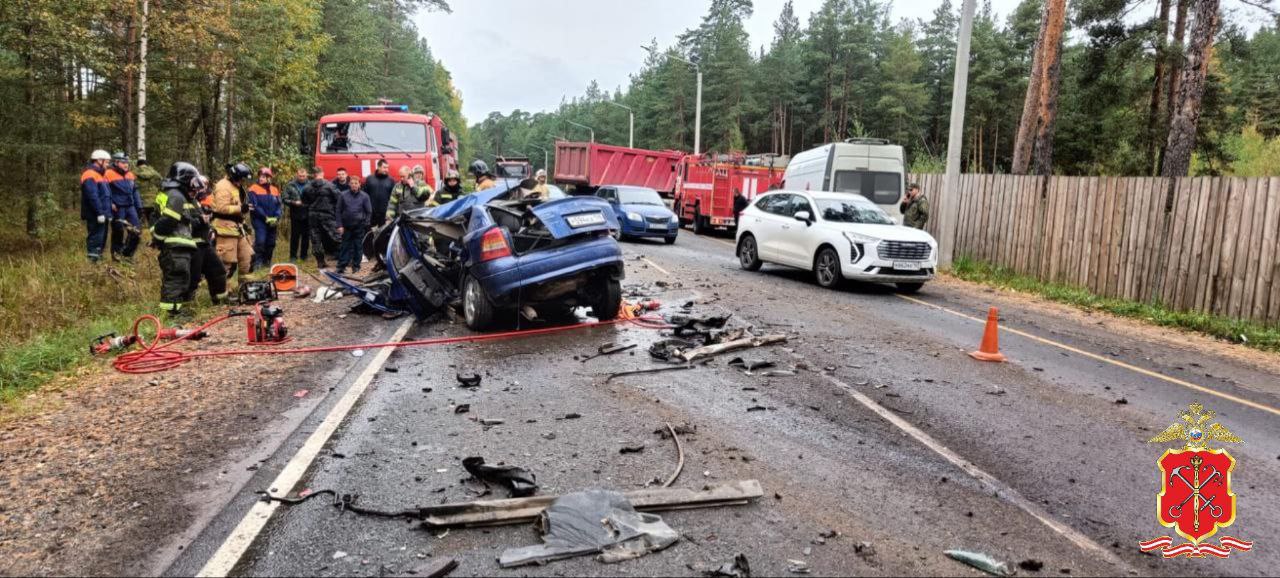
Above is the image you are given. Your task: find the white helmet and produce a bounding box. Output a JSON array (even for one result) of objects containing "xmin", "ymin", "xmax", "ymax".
[
  {"xmin": 535, "ymin": 169, "xmax": 547, "ymax": 179},
  {"xmin": 90, "ymin": 149, "xmax": 111, "ymax": 161}
]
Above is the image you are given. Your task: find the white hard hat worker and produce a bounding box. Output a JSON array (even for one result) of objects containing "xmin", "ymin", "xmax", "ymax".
[
  {"xmin": 535, "ymin": 169, "xmax": 547, "ymax": 182},
  {"xmin": 91, "ymin": 149, "xmax": 111, "ymax": 162}
]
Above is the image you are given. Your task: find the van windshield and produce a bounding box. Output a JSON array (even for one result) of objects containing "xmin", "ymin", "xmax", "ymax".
[
  {"xmin": 816, "ymin": 199, "xmax": 895, "ymax": 225},
  {"xmin": 321, "ymin": 121, "xmax": 426, "ymax": 154},
  {"xmin": 832, "ymin": 171, "xmax": 901, "ymax": 205}
]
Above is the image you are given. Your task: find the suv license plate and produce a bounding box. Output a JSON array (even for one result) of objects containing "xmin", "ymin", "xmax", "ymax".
[
  {"xmin": 566, "ymin": 212, "xmax": 606, "ymax": 228},
  {"xmin": 894, "ymin": 261, "xmax": 922, "ymax": 271}
]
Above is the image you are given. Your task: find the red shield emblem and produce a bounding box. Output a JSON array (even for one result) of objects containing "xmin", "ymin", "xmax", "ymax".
[{"xmin": 1157, "ymin": 449, "xmax": 1235, "ymax": 544}]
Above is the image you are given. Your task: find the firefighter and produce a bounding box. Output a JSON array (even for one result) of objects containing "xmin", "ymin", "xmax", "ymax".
[
  {"xmin": 80, "ymin": 149, "xmax": 112, "ymax": 262},
  {"xmin": 152, "ymin": 162, "xmax": 201, "ymax": 321},
  {"xmin": 435, "ymin": 169, "xmax": 464, "ymax": 205},
  {"xmin": 249, "ymin": 167, "xmax": 283, "ymax": 269},
  {"xmin": 186, "ymin": 175, "xmax": 228, "ymax": 305},
  {"xmin": 531, "ymin": 169, "xmax": 550, "ymax": 198},
  {"xmin": 470, "ymin": 160, "xmax": 496, "ymax": 191},
  {"xmin": 105, "ymin": 152, "xmax": 143, "ymax": 262},
  {"xmin": 211, "ymin": 162, "xmax": 255, "ymax": 285},
  {"xmin": 387, "ymin": 165, "xmax": 432, "ymax": 219},
  {"xmin": 134, "ymin": 158, "xmax": 163, "ymax": 227},
  {"xmin": 303, "ymin": 166, "xmax": 341, "ymax": 270}
]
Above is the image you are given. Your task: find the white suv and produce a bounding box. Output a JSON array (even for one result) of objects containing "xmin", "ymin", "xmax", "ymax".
[{"xmin": 735, "ymin": 190, "xmax": 937, "ymax": 292}]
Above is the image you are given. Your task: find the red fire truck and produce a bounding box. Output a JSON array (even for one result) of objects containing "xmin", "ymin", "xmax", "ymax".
[
  {"xmin": 305, "ymin": 104, "xmax": 458, "ymax": 190},
  {"xmin": 674, "ymin": 153, "xmax": 786, "ymax": 234}
]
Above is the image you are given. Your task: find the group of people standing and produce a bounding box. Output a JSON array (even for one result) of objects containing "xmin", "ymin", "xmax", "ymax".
[{"xmin": 78, "ymin": 148, "xmax": 481, "ymax": 320}]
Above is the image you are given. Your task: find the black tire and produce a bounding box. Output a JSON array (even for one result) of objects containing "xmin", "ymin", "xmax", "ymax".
[
  {"xmin": 462, "ymin": 275, "xmax": 496, "ymax": 330},
  {"xmin": 589, "ymin": 277, "xmax": 622, "ymax": 321},
  {"xmin": 896, "ymin": 282, "xmax": 925, "ymax": 294},
  {"xmin": 813, "ymin": 246, "xmax": 843, "ymax": 289},
  {"xmin": 692, "ymin": 205, "xmax": 705, "ymax": 235},
  {"xmin": 664, "ymin": 235, "xmax": 677, "ymax": 245},
  {"xmin": 737, "ymin": 234, "xmax": 763, "ymax": 271}
]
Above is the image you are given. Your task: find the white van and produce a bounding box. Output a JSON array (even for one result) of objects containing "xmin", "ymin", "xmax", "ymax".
[{"xmin": 782, "ymin": 139, "xmax": 907, "ymax": 223}]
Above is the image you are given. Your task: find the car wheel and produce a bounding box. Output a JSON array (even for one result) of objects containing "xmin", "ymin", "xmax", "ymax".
[
  {"xmin": 896, "ymin": 282, "xmax": 925, "ymax": 294},
  {"xmin": 589, "ymin": 277, "xmax": 622, "ymax": 321},
  {"xmin": 463, "ymin": 275, "xmax": 496, "ymax": 330},
  {"xmin": 737, "ymin": 234, "xmax": 762, "ymax": 271},
  {"xmin": 814, "ymin": 247, "xmax": 843, "ymax": 289},
  {"xmin": 692, "ymin": 205, "xmax": 705, "ymax": 235},
  {"xmin": 664, "ymin": 235, "xmax": 677, "ymax": 245}
]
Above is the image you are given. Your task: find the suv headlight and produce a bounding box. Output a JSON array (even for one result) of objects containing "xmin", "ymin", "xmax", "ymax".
[
  {"xmin": 627, "ymin": 211, "xmax": 643, "ymax": 223},
  {"xmin": 843, "ymin": 231, "xmax": 879, "ymax": 244}
]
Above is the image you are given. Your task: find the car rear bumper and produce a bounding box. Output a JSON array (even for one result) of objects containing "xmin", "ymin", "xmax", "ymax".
[{"xmin": 473, "ymin": 236, "xmax": 624, "ymax": 303}]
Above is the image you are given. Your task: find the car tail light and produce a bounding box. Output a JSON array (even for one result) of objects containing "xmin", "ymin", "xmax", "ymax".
[{"xmin": 479, "ymin": 228, "xmax": 512, "ymax": 262}]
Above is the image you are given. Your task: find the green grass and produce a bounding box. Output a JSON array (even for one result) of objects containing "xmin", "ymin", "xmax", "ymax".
[{"xmin": 951, "ymin": 256, "xmax": 1280, "ymax": 353}]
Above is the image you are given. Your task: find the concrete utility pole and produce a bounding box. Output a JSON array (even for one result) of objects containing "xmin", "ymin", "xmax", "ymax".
[
  {"xmin": 938, "ymin": 0, "xmax": 976, "ymax": 269},
  {"xmin": 603, "ymin": 101, "xmax": 634, "ymax": 148},
  {"xmin": 527, "ymin": 143, "xmax": 549, "ymax": 175},
  {"xmin": 567, "ymin": 120, "xmax": 594, "ymax": 143}
]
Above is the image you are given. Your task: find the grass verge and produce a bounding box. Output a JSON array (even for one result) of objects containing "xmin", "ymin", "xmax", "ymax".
[{"xmin": 951, "ymin": 256, "xmax": 1280, "ymax": 353}]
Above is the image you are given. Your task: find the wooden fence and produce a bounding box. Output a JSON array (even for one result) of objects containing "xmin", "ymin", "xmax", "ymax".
[{"xmin": 913, "ymin": 174, "xmax": 1280, "ymax": 325}]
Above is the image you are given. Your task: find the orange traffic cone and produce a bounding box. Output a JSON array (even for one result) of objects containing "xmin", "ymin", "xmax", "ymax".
[{"xmin": 968, "ymin": 307, "xmax": 1007, "ymax": 362}]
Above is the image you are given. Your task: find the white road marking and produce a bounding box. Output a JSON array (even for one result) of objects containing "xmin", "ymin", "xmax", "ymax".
[
  {"xmin": 895, "ymin": 294, "xmax": 1280, "ymax": 418},
  {"xmin": 642, "ymin": 257, "xmax": 670, "ymax": 276},
  {"xmin": 197, "ymin": 318, "xmax": 415, "ymax": 577},
  {"xmin": 823, "ymin": 374, "xmax": 1133, "ymax": 570}
]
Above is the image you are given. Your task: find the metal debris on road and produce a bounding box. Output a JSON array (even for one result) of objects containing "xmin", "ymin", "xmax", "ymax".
[
  {"xmin": 786, "ymin": 559, "xmax": 811, "ymax": 574},
  {"xmin": 604, "ymin": 363, "xmax": 702, "ymax": 383},
  {"xmin": 620, "ymin": 444, "xmax": 646, "ymax": 454},
  {"xmin": 728, "ymin": 357, "xmax": 776, "ymax": 372},
  {"xmin": 680, "ymin": 334, "xmax": 788, "ymax": 363},
  {"xmin": 453, "ymin": 404, "xmax": 470, "ymax": 414},
  {"xmin": 1019, "ymin": 559, "xmax": 1045, "ymax": 572},
  {"xmin": 701, "ymin": 553, "xmax": 751, "ymax": 577},
  {"xmin": 456, "ymin": 373, "xmax": 482, "ymax": 388},
  {"xmin": 661, "ymin": 422, "xmax": 686, "ymax": 488},
  {"xmin": 580, "ymin": 343, "xmax": 638, "ymax": 363},
  {"xmin": 497, "ymin": 489, "xmax": 680, "ymax": 568},
  {"xmin": 944, "ymin": 549, "xmax": 1014, "ymax": 577},
  {"xmin": 406, "ymin": 557, "xmax": 458, "ymax": 578},
  {"xmin": 461, "ymin": 457, "xmax": 538, "ymax": 498}
]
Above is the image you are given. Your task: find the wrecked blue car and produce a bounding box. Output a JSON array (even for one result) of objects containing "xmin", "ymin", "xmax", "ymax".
[{"xmin": 342, "ymin": 179, "xmax": 625, "ymax": 330}]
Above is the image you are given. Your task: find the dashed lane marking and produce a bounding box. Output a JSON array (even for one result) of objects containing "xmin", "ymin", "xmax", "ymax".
[
  {"xmin": 197, "ymin": 317, "xmax": 415, "ymax": 577},
  {"xmin": 641, "ymin": 257, "xmax": 671, "ymax": 276},
  {"xmin": 824, "ymin": 374, "xmax": 1134, "ymax": 570},
  {"xmin": 894, "ymin": 294, "xmax": 1280, "ymax": 418}
]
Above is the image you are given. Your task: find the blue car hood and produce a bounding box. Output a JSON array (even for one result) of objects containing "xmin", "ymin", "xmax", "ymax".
[
  {"xmin": 532, "ymin": 197, "xmax": 618, "ymax": 238},
  {"xmin": 619, "ymin": 203, "xmax": 675, "ymax": 219}
]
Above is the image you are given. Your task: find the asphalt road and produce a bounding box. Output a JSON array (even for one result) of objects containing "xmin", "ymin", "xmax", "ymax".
[{"xmin": 169, "ymin": 230, "xmax": 1280, "ymax": 577}]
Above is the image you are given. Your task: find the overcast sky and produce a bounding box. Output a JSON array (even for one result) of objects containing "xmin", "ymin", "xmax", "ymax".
[{"xmin": 415, "ymin": 0, "xmax": 1028, "ymax": 124}]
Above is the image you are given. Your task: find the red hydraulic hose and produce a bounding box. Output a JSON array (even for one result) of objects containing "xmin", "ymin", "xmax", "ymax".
[{"xmin": 112, "ymin": 312, "xmax": 671, "ymax": 375}]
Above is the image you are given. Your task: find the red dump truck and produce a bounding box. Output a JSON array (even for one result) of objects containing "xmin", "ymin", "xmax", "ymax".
[
  {"xmin": 674, "ymin": 153, "xmax": 787, "ymax": 233},
  {"xmin": 553, "ymin": 141, "xmax": 685, "ymax": 196}
]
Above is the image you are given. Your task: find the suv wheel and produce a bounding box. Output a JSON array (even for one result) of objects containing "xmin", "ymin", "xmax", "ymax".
[
  {"xmin": 737, "ymin": 234, "xmax": 762, "ymax": 271},
  {"xmin": 814, "ymin": 247, "xmax": 843, "ymax": 289}
]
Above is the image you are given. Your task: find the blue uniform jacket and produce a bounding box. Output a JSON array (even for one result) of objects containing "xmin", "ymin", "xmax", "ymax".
[{"xmin": 79, "ymin": 164, "xmax": 109, "ymax": 220}]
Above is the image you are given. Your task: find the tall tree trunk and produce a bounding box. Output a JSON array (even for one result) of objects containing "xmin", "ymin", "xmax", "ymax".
[
  {"xmin": 1158, "ymin": 0, "xmax": 1190, "ymax": 171},
  {"xmin": 1012, "ymin": 0, "xmax": 1067, "ymax": 175},
  {"xmin": 1032, "ymin": 8, "xmax": 1066, "ymax": 177},
  {"xmin": 223, "ymin": 70, "xmax": 235, "ymax": 164},
  {"xmin": 1146, "ymin": 0, "xmax": 1172, "ymax": 174},
  {"xmin": 1161, "ymin": 0, "xmax": 1220, "ymax": 178},
  {"xmin": 22, "ymin": 21, "xmax": 38, "ymax": 237},
  {"xmin": 137, "ymin": 0, "xmax": 149, "ymax": 160},
  {"xmin": 121, "ymin": 14, "xmax": 137, "ymax": 156},
  {"xmin": 1011, "ymin": 0, "xmax": 1051, "ymax": 174}
]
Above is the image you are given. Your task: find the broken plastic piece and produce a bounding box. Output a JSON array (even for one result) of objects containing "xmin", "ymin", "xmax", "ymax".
[
  {"xmin": 497, "ymin": 489, "xmax": 679, "ymax": 568},
  {"xmin": 944, "ymin": 549, "xmax": 1014, "ymax": 577},
  {"xmin": 456, "ymin": 373, "xmax": 482, "ymax": 388},
  {"xmin": 462, "ymin": 456, "xmax": 538, "ymax": 497},
  {"xmin": 728, "ymin": 357, "xmax": 776, "ymax": 372}
]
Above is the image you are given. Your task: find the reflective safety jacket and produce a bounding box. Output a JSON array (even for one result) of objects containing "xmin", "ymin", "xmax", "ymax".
[
  {"xmin": 388, "ymin": 181, "xmax": 432, "ymax": 217},
  {"xmin": 105, "ymin": 168, "xmax": 142, "ymax": 208},
  {"xmin": 80, "ymin": 164, "xmax": 109, "ymax": 220},
  {"xmin": 211, "ymin": 177, "xmax": 250, "ymax": 237},
  {"xmin": 249, "ymin": 183, "xmax": 282, "ymax": 225},
  {"xmin": 434, "ymin": 184, "xmax": 464, "ymax": 206},
  {"xmin": 151, "ymin": 184, "xmax": 198, "ymax": 249}
]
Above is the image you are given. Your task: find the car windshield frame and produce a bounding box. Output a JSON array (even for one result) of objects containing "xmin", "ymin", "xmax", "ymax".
[
  {"xmin": 617, "ymin": 187, "xmax": 665, "ymax": 206},
  {"xmin": 321, "ymin": 121, "xmax": 427, "ymax": 154},
  {"xmin": 815, "ymin": 198, "xmax": 896, "ymax": 225}
]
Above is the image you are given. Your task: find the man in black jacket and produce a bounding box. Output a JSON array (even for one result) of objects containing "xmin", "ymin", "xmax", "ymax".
[
  {"xmin": 362, "ymin": 159, "xmax": 396, "ymax": 229},
  {"xmin": 303, "ymin": 167, "xmax": 341, "ymax": 269}
]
